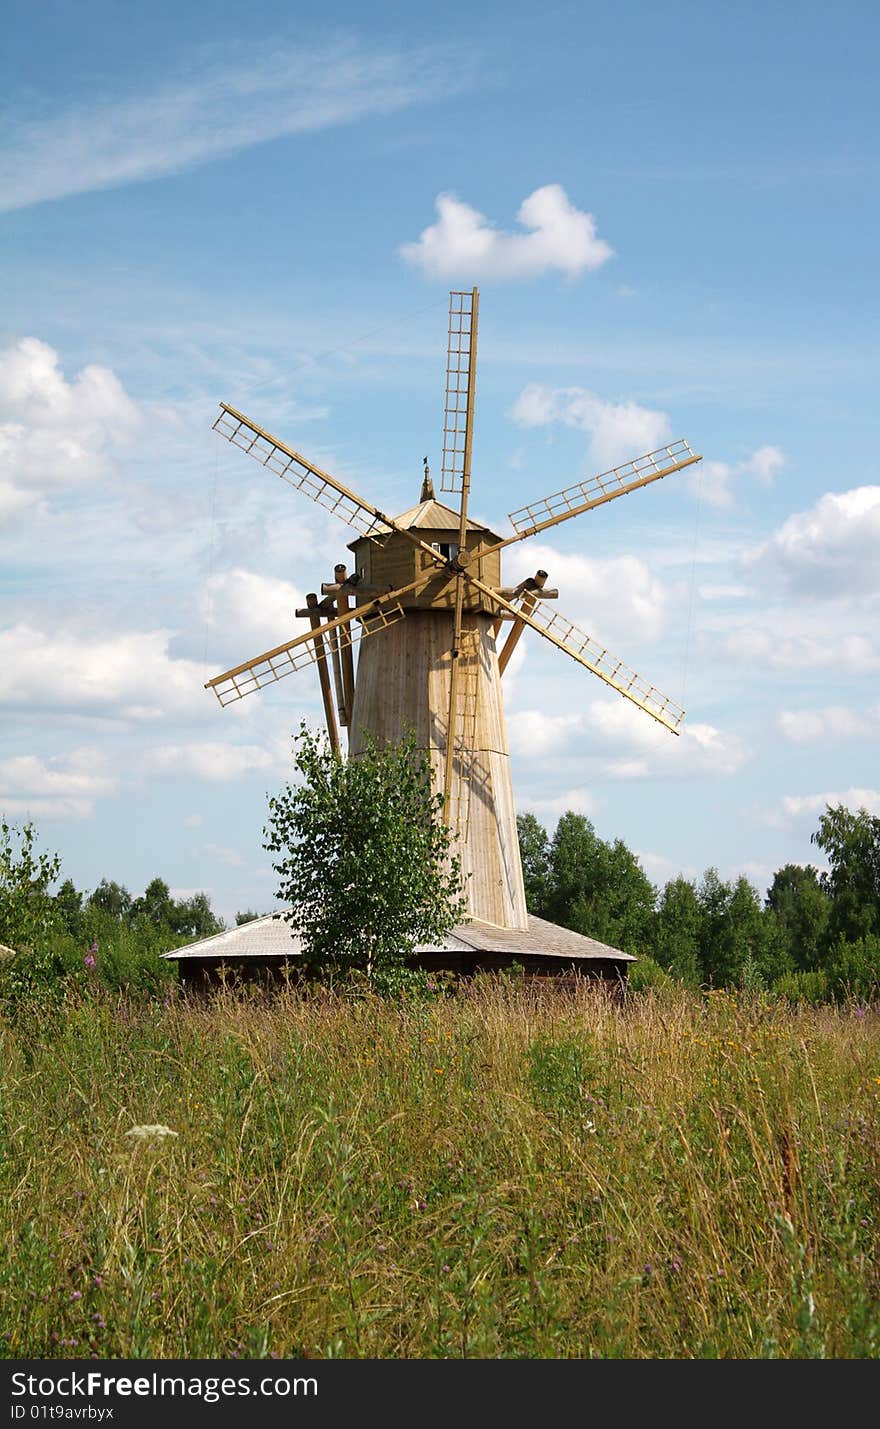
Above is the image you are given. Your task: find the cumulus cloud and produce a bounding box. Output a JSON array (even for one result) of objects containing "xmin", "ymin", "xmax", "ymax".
[
  {"xmin": 678, "ymin": 445, "xmax": 786, "ymax": 509},
  {"xmin": 199, "ymin": 844, "xmax": 245, "ymax": 868},
  {"xmin": 744, "ymin": 486, "xmax": 880, "ymax": 596},
  {"xmin": 401, "ymin": 185, "xmax": 613, "ymax": 281},
  {"xmin": 777, "ymin": 705, "xmax": 878, "ymax": 743},
  {"xmin": 504, "ymin": 543, "xmax": 669, "ymax": 645},
  {"xmin": 508, "ymin": 699, "xmax": 748, "ymax": 778},
  {"xmin": 520, "ymin": 786, "xmax": 597, "ymax": 820},
  {"xmin": 719, "ymin": 626, "xmax": 880, "ymax": 672},
  {"xmin": 200, "ymin": 568, "xmax": 308, "ymax": 663},
  {"xmin": 144, "ymin": 740, "xmax": 282, "ymax": 783},
  {"xmin": 0, "ymin": 746, "xmax": 116, "ymax": 820},
  {"xmin": 510, "ymin": 384, "xmax": 670, "ymax": 470},
  {"xmin": 776, "ymin": 788, "xmax": 880, "ymax": 821},
  {"xmin": 586, "ymin": 698, "xmax": 750, "ymax": 777},
  {"xmin": 0, "ymin": 338, "xmax": 140, "ymax": 517},
  {"xmin": 0, "ymin": 40, "xmax": 470, "ymax": 213},
  {"xmin": 0, "ymin": 623, "xmax": 210, "ymax": 720}
]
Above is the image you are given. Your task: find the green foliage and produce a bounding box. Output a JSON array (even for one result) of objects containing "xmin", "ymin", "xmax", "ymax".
[
  {"xmin": 766, "ymin": 864, "xmax": 830, "ymax": 970},
  {"xmin": 516, "ymin": 813, "xmax": 551, "ymax": 915},
  {"xmin": 812, "ymin": 804, "xmax": 880, "ymax": 944},
  {"xmin": 772, "ymin": 968, "xmax": 829, "ymax": 1006},
  {"xmin": 543, "ymin": 813, "xmax": 656, "ymax": 954},
  {"xmin": 0, "ymin": 821, "xmax": 69, "ymax": 1006},
  {"xmin": 0, "ymin": 820, "xmax": 61, "ymax": 954},
  {"xmin": 525, "ymin": 1032, "xmax": 599, "ymax": 1122},
  {"xmin": 265, "ymin": 726, "xmax": 465, "ymax": 981},
  {"xmin": 653, "ymin": 877, "xmax": 702, "ymax": 985},
  {"xmin": 825, "ymin": 934, "xmax": 880, "ymax": 1002},
  {"xmin": 628, "ymin": 953, "xmax": 674, "ymax": 993}
]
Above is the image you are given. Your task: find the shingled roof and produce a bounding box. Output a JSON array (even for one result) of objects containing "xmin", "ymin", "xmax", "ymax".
[{"xmin": 162, "ymin": 913, "xmax": 634, "ymax": 964}]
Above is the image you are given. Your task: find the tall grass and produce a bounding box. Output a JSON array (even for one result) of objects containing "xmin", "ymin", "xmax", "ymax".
[{"xmin": 1, "ymin": 981, "xmax": 878, "ymax": 1358}]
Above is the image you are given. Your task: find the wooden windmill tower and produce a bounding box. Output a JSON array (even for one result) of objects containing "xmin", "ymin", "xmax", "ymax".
[{"xmin": 206, "ymin": 290, "xmax": 702, "ymax": 932}]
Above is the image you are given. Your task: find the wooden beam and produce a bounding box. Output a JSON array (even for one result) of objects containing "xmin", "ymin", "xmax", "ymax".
[
  {"xmin": 498, "ymin": 570, "xmax": 548, "ymax": 675},
  {"xmin": 335, "ymin": 563, "xmax": 356, "ymax": 726},
  {"xmin": 306, "ymin": 593, "xmax": 341, "ymax": 757}
]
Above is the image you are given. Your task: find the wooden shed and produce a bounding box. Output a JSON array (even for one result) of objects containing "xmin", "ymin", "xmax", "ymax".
[{"xmin": 162, "ymin": 912, "xmax": 634, "ymax": 993}]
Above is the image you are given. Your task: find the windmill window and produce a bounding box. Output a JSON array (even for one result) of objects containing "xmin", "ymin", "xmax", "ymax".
[{"xmin": 430, "ymin": 542, "xmax": 459, "ymax": 560}]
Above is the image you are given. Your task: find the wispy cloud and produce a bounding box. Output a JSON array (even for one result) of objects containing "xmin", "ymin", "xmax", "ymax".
[
  {"xmin": 0, "ymin": 39, "xmax": 472, "ymax": 213},
  {"xmin": 510, "ymin": 383, "xmax": 670, "ymax": 469}
]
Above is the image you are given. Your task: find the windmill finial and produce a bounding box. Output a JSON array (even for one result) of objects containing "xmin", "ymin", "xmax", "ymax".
[{"xmin": 421, "ymin": 456, "xmax": 435, "ymax": 502}]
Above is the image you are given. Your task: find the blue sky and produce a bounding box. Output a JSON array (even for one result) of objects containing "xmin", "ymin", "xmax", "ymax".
[{"xmin": 2, "ymin": 0, "xmax": 878, "ymax": 920}]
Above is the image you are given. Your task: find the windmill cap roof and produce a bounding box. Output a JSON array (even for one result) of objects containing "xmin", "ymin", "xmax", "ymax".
[{"xmin": 348, "ymin": 496, "xmax": 502, "ymax": 548}]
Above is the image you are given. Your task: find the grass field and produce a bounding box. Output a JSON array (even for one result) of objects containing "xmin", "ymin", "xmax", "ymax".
[{"xmin": 2, "ymin": 981, "xmax": 879, "ymax": 1359}]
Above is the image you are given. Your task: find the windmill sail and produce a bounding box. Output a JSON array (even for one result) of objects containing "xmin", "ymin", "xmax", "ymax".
[
  {"xmin": 478, "ymin": 440, "xmax": 701, "ymax": 556},
  {"xmin": 206, "ymin": 599, "xmax": 406, "ymax": 707},
  {"xmin": 463, "ymin": 571, "xmax": 684, "ymax": 733},
  {"xmin": 440, "ymin": 290, "xmax": 479, "ymax": 495}
]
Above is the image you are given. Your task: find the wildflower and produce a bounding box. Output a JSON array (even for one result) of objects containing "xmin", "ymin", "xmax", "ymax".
[
  {"xmin": 434, "ymin": 1067, "xmax": 444, "ymax": 1075},
  {"xmin": 70, "ymin": 1291, "xmax": 82, "ymax": 1301},
  {"xmin": 125, "ymin": 1124, "xmax": 178, "ymax": 1142}
]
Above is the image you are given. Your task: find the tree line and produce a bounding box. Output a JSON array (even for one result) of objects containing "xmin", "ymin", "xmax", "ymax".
[
  {"xmin": 517, "ymin": 803, "xmax": 880, "ymax": 1000},
  {"xmin": 0, "ymin": 819, "xmax": 259, "ymax": 1001}
]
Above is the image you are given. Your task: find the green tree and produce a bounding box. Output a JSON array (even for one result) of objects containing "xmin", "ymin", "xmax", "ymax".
[
  {"xmin": 543, "ymin": 813, "xmax": 655, "ymax": 954},
  {"xmin": 811, "ymin": 804, "xmax": 880, "ymax": 944},
  {"xmin": 0, "ymin": 820, "xmax": 61, "ymax": 953},
  {"xmin": 654, "ymin": 876, "xmax": 703, "ymax": 985},
  {"xmin": 696, "ymin": 867, "xmax": 733, "ymax": 983},
  {"xmin": 53, "ymin": 877, "xmax": 84, "ymax": 940},
  {"xmin": 171, "ymin": 891, "xmax": 224, "ymax": 939},
  {"xmin": 516, "ymin": 813, "xmax": 551, "ymax": 916},
  {"xmin": 87, "ymin": 879, "xmax": 133, "ymax": 922},
  {"xmin": 264, "ymin": 727, "xmax": 465, "ymax": 982},
  {"xmin": 765, "ymin": 863, "xmax": 830, "ymax": 971},
  {"xmin": 130, "ymin": 877, "xmax": 176, "ymax": 930}
]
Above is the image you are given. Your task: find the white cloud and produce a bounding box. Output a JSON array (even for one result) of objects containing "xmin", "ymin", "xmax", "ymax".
[
  {"xmin": 401, "ymin": 185, "xmax": 613, "ymax": 281},
  {"xmin": 509, "ymin": 699, "xmax": 748, "ymax": 778},
  {"xmin": 0, "ymin": 623, "xmax": 210, "ymax": 720},
  {"xmin": 679, "ymin": 445, "xmax": 786, "ymax": 509},
  {"xmin": 637, "ymin": 849, "xmax": 699, "ymax": 886},
  {"xmin": 586, "ymin": 699, "xmax": 749, "ymax": 776},
  {"xmin": 745, "ymin": 486, "xmax": 880, "ymax": 596},
  {"xmin": 520, "ymin": 786, "xmax": 597, "ymax": 821},
  {"xmin": 744, "ymin": 446, "xmax": 785, "ymax": 485},
  {"xmin": 504, "ymin": 543, "xmax": 669, "ymax": 644},
  {"xmin": 200, "ymin": 568, "xmax": 308, "ymax": 661},
  {"xmin": 145, "ymin": 740, "xmax": 280, "ymax": 783},
  {"xmin": 0, "ymin": 338, "xmax": 140, "ymax": 516},
  {"xmin": 777, "ymin": 704, "xmax": 877, "ymax": 743},
  {"xmin": 0, "ymin": 40, "xmax": 470, "ymax": 213},
  {"xmin": 507, "ymin": 710, "xmax": 581, "ymax": 758},
  {"xmin": 0, "ymin": 747, "xmax": 116, "ymax": 820},
  {"xmin": 778, "ymin": 788, "xmax": 880, "ymax": 821},
  {"xmin": 510, "ymin": 384, "xmax": 670, "ymax": 469},
  {"xmin": 719, "ymin": 626, "xmax": 880, "ymax": 672},
  {"xmin": 199, "ymin": 843, "xmax": 245, "ymax": 868},
  {"xmin": 0, "ymin": 797, "xmax": 95, "ymax": 821}
]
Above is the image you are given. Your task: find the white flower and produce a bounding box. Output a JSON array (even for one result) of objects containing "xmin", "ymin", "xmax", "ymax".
[{"xmin": 125, "ymin": 1124, "xmax": 178, "ymax": 1141}]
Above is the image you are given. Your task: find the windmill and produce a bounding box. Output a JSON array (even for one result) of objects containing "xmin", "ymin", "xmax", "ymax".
[{"xmin": 206, "ymin": 289, "xmax": 701, "ymax": 932}]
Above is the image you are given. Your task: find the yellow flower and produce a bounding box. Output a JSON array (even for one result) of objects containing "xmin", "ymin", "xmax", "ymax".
[{"xmin": 434, "ymin": 1067, "xmax": 444, "ymax": 1075}]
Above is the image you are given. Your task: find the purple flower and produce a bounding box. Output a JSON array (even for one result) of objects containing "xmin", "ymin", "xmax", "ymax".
[{"xmin": 84, "ymin": 953, "xmax": 96, "ymax": 969}]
